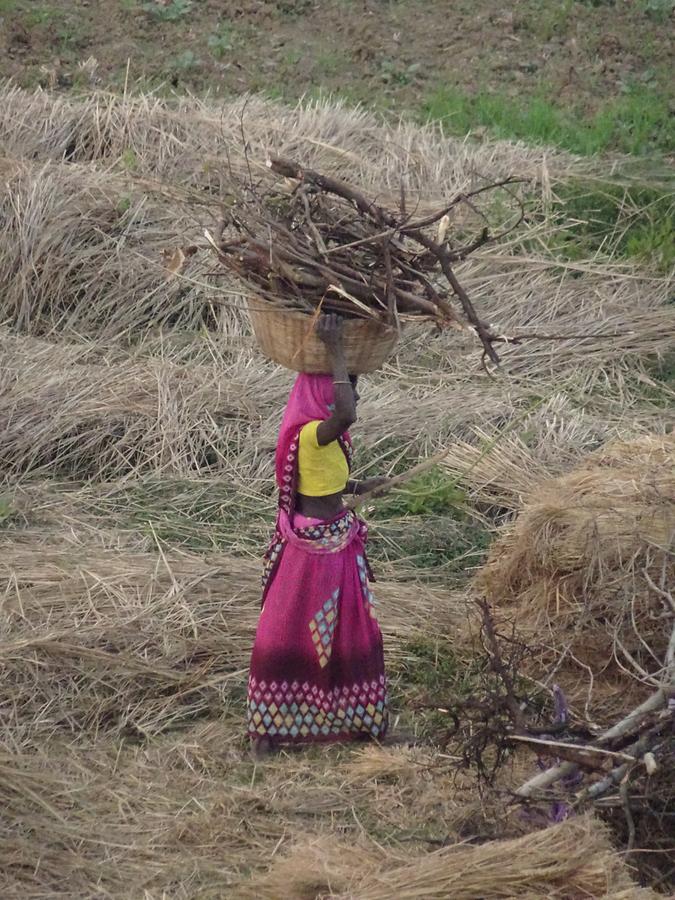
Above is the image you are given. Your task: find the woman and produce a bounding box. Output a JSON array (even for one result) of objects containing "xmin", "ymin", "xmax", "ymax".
[{"xmin": 247, "ymin": 314, "xmax": 389, "ymax": 756}]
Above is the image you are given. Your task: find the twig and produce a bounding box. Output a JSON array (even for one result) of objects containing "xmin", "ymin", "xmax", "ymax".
[
  {"xmin": 345, "ymin": 449, "xmax": 450, "ymax": 511},
  {"xmin": 406, "ymin": 227, "xmax": 500, "ymax": 362},
  {"xmin": 477, "ymin": 599, "xmax": 526, "ymax": 730},
  {"xmin": 382, "ymin": 237, "xmax": 397, "ymax": 327},
  {"xmin": 299, "ymin": 188, "xmax": 328, "ymax": 256},
  {"xmin": 238, "ymin": 96, "xmax": 254, "ymax": 188},
  {"xmin": 507, "ymin": 734, "xmax": 637, "ymax": 764},
  {"xmin": 620, "ymin": 777, "xmax": 637, "ymax": 853},
  {"xmin": 398, "ymin": 177, "xmax": 524, "ymax": 234},
  {"xmin": 322, "ymin": 227, "xmax": 399, "ymax": 255},
  {"xmin": 643, "ymin": 568, "xmax": 675, "ymax": 614}
]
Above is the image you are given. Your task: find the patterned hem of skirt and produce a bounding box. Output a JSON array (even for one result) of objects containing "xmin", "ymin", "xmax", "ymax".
[{"xmin": 247, "ymin": 728, "xmax": 386, "ymax": 746}]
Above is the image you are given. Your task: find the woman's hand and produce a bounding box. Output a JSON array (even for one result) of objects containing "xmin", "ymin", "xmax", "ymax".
[
  {"xmin": 315, "ymin": 313, "xmax": 344, "ymax": 355},
  {"xmin": 351, "ymin": 477, "xmax": 391, "ymax": 495}
]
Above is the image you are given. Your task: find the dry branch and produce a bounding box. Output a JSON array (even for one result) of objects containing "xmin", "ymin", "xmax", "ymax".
[
  {"xmin": 182, "ymin": 154, "xmax": 527, "ymax": 362},
  {"xmin": 346, "ymin": 450, "xmax": 450, "ymax": 510}
]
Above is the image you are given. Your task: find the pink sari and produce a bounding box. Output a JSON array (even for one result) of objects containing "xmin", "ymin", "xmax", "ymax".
[{"xmin": 247, "ymin": 375, "xmax": 388, "ymax": 744}]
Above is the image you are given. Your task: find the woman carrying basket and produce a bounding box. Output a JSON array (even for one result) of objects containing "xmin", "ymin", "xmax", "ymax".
[{"xmin": 247, "ymin": 314, "xmax": 389, "ymax": 756}]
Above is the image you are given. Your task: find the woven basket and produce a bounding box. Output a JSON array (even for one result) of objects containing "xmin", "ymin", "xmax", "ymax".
[{"xmin": 248, "ymin": 298, "xmax": 399, "ymax": 374}]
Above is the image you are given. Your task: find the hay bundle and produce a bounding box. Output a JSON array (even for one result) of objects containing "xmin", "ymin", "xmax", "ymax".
[
  {"xmin": 0, "ymin": 332, "xmax": 251, "ymax": 478},
  {"xmin": 477, "ymin": 434, "xmax": 675, "ymax": 720},
  {"xmin": 0, "ymin": 161, "xmax": 231, "ymax": 336},
  {"xmin": 0, "ymin": 734, "xmax": 485, "ymax": 898},
  {"xmin": 244, "ymin": 816, "xmax": 656, "ymax": 899},
  {"xmin": 0, "ymin": 734, "xmax": 256, "ymax": 897},
  {"xmin": 0, "ymin": 529, "xmax": 262, "ymax": 739}
]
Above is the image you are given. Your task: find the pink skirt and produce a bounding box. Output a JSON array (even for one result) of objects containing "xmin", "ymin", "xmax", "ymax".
[{"xmin": 247, "ymin": 510, "xmax": 388, "ymax": 744}]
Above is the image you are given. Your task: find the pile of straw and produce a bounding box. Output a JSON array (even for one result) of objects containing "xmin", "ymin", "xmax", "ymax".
[
  {"xmin": 0, "ymin": 161, "xmax": 230, "ymax": 336},
  {"xmin": 0, "ymin": 530, "xmax": 260, "ymax": 739},
  {"xmin": 0, "ymin": 86, "xmax": 591, "ymax": 197},
  {"xmin": 477, "ymin": 434, "xmax": 675, "ymax": 721},
  {"xmin": 0, "ymin": 734, "xmax": 515, "ymax": 897},
  {"xmin": 244, "ymin": 816, "xmax": 656, "ymax": 899},
  {"xmin": 0, "ymin": 331, "xmax": 251, "ymax": 478}
]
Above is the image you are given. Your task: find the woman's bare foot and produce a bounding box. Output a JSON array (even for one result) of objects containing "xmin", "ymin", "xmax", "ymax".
[{"xmin": 250, "ymin": 736, "xmax": 275, "ymax": 761}]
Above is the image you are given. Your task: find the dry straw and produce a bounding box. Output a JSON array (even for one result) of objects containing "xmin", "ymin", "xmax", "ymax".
[
  {"xmin": 0, "ymin": 732, "xmax": 523, "ymax": 898},
  {"xmin": 243, "ymin": 815, "xmax": 656, "ymax": 899},
  {"xmin": 0, "ymin": 86, "xmax": 595, "ymax": 199},
  {"xmin": 0, "ymin": 160, "xmax": 230, "ymax": 336},
  {"xmin": 477, "ymin": 434, "xmax": 675, "ymax": 722},
  {"xmin": 0, "ymin": 330, "xmax": 253, "ymax": 478}
]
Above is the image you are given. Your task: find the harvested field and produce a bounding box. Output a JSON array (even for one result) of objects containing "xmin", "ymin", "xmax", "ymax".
[{"xmin": 0, "ymin": 86, "xmax": 673, "ymax": 896}]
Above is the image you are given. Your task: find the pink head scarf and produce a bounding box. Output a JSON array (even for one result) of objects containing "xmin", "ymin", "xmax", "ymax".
[{"xmin": 275, "ymin": 374, "xmax": 352, "ymax": 514}]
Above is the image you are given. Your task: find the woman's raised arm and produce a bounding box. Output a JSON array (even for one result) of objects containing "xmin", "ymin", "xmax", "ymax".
[{"xmin": 315, "ymin": 314, "xmax": 357, "ymax": 446}]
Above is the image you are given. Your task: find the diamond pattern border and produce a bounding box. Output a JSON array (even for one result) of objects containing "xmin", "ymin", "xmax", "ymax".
[
  {"xmin": 309, "ymin": 588, "xmax": 340, "ymax": 668},
  {"xmin": 247, "ymin": 674, "xmax": 388, "ymax": 740}
]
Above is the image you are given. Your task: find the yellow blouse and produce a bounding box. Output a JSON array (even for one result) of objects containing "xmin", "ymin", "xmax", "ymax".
[{"xmin": 297, "ymin": 420, "xmax": 349, "ymax": 497}]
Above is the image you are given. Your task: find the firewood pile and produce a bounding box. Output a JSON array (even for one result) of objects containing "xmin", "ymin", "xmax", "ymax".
[{"xmin": 196, "ymin": 156, "xmax": 525, "ymax": 365}]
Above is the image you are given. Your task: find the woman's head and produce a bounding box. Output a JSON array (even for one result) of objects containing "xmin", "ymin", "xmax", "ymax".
[{"xmin": 284, "ymin": 374, "xmax": 359, "ymax": 419}]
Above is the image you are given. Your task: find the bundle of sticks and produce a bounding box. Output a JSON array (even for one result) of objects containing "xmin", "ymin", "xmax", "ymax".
[{"xmin": 200, "ymin": 157, "xmax": 524, "ymax": 365}]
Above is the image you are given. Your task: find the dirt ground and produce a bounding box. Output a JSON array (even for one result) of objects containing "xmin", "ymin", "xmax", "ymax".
[{"xmin": 1, "ymin": 0, "xmax": 673, "ymax": 116}]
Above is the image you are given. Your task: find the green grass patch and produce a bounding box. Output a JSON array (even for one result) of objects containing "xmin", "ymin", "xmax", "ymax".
[
  {"xmin": 389, "ymin": 636, "xmax": 484, "ymax": 741},
  {"xmin": 275, "ymin": 0, "xmax": 312, "ymax": 16},
  {"xmin": 87, "ymin": 478, "xmax": 274, "ymax": 553},
  {"xmin": 633, "ymin": 351, "xmax": 675, "ymax": 407},
  {"xmin": 640, "ymin": 0, "xmax": 675, "ymax": 20},
  {"xmin": 368, "ymin": 482, "xmax": 490, "ymax": 576},
  {"xmin": 369, "ymin": 513, "xmax": 491, "ymax": 576},
  {"xmin": 23, "ymin": 3, "xmax": 66, "ymax": 26},
  {"xmin": 395, "ymin": 636, "xmax": 475, "ymax": 695},
  {"xmin": 373, "ymin": 469, "xmax": 470, "ymax": 518},
  {"xmin": 169, "ymin": 49, "xmax": 201, "ymax": 73},
  {"xmin": 141, "ymin": 0, "xmax": 193, "ymax": 22},
  {"xmin": 207, "ymin": 22, "xmax": 238, "ymax": 59},
  {"xmin": 547, "ymin": 180, "xmax": 675, "ymax": 271},
  {"xmin": 423, "ymin": 83, "xmax": 674, "ymax": 157},
  {"xmin": 365, "ymin": 470, "xmax": 491, "ymax": 576},
  {"xmin": 0, "ymin": 496, "xmax": 18, "ymax": 528},
  {"xmin": 354, "ymin": 437, "xmax": 421, "ymax": 479}
]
